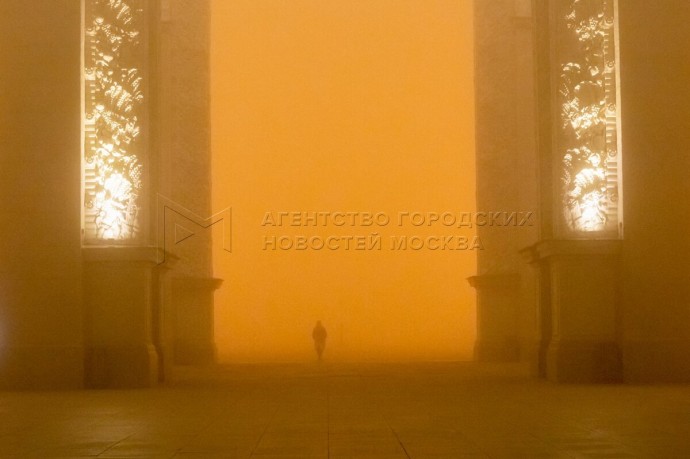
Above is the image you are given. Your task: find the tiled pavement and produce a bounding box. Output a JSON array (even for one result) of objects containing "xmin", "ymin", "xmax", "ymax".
[{"xmin": 1, "ymin": 362, "xmax": 690, "ymax": 458}]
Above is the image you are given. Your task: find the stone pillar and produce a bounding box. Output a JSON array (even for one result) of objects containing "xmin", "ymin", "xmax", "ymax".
[
  {"xmin": 617, "ymin": 0, "xmax": 690, "ymax": 382},
  {"xmin": 469, "ymin": 274, "xmax": 521, "ymax": 361},
  {"xmin": 472, "ymin": 0, "xmax": 539, "ymax": 365},
  {"xmin": 172, "ymin": 277, "xmax": 223, "ymax": 365},
  {"xmin": 154, "ymin": 0, "xmax": 218, "ymax": 373},
  {"xmin": 0, "ymin": 1, "xmax": 85, "ymax": 389},
  {"xmin": 83, "ymin": 247, "xmax": 161, "ymax": 388}
]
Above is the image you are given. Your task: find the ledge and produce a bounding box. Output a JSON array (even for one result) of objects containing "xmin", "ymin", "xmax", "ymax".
[
  {"xmin": 82, "ymin": 245, "xmax": 164, "ymax": 263},
  {"xmin": 467, "ymin": 273, "xmax": 520, "ymax": 291},
  {"xmin": 520, "ymin": 239, "xmax": 622, "ymax": 263},
  {"xmin": 172, "ymin": 276, "xmax": 224, "ymax": 290}
]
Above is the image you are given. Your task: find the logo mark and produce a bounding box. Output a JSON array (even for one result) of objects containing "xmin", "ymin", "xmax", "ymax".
[{"xmin": 156, "ymin": 194, "xmax": 232, "ymax": 265}]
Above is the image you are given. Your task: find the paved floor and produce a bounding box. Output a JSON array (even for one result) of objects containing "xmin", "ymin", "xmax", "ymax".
[{"xmin": 1, "ymin": 362, "xmax": 690, "ymax": 458}]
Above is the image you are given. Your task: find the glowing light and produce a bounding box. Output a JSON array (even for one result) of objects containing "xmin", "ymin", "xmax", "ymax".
[
  {"xmin": 559, "ymin": 0, "xmax": 621, "ymax": 234},
  {"xmin": 83, "ymin": 0, "xmax": 145, "ymax": 241}
]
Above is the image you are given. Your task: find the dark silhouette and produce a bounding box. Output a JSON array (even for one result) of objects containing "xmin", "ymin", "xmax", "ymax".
[{"xmin": 312, "ymin": 321, "xmax": 327, "ymax": 361}]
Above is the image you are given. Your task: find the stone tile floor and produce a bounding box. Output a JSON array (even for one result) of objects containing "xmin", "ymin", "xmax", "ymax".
[{"xmin": 1, "ymin": 362, "xmax": 690, "ymax": 458}]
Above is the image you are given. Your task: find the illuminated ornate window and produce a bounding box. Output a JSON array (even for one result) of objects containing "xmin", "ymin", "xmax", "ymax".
[
  {"xmin": 82, "ymin": 0, "xmax": 147, "ymax": 243},
  {"xmin": 557, "ymin": 0, "xmax": 622, "ymax": 235}
]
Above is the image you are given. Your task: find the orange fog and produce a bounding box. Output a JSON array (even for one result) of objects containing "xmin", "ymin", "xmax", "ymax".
[{"xmin": 211, "ymin": 0, "xmax": 476, "ymax": 363}]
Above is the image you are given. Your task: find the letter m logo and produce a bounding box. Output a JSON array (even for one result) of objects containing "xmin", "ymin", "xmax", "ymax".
[{"xmin": 156, "ymin": 194, "xmax": 232, "ymax": 265}]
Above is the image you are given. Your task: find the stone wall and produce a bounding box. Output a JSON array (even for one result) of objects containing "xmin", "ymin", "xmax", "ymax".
[{"xmin": 0, "ymin": 0, "xmax": 85, "ymax": 389}]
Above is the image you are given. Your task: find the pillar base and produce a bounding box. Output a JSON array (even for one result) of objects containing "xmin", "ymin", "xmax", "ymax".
[
  {"xmin": 173, "ymin": 340, "xmax": 216, "ymax": 366},
  {"xmin": 468, "ymin": 274, "xmax": 521, "ymax": 363},
  {"xmin": 622, "ymin": 340, "xmax": 690, "ymax": 383},
  {"xmin": 0, "ymin": 346, "xmax": 84, "ymax": 390},
  {"xmin": 83, "ymin": 246, "xmax": 161, "ymax": 388},
  {"xmin": 546, "ymin": 339, "xmax": 622, "ymax": 383},
  {"xmin": 474, "ymin": 338, "xmax": 520, "ymax": 362},
  {"xmin": 525, "ymin": 240, "xmax": 622, "ymax": 383},
  {"xmin": 85, "ymin": 344, "xmax": 158, "ymax": 388},
  {"xmin": 170, "ymin": 277, "xmax": 223, "ymax": 366}
]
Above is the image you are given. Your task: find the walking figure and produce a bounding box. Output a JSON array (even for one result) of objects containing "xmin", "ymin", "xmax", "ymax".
[{"xmin": 312, "ymin": 321, "xmax": 327, "ymax": 361}]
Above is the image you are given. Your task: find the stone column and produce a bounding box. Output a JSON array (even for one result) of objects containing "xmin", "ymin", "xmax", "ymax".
[
  {"xmin": 154, "ymin": 0, "xmax": 217, "ymax": 373},
  {"xmin": 0, "ymin": 0, "xmax": 85, "ymax": 389},
  {"xmin": 617, "ymin": 0, "xmax": 690, "ymax": 382},
  {"xmin": 472, "ymin": 0, "xmax": 539, "ymax": 364}
]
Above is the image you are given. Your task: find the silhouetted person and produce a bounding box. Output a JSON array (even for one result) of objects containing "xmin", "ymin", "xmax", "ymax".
[{"xmin": 312, "ymin": 321, "xmax": 327, "ymax": 361}]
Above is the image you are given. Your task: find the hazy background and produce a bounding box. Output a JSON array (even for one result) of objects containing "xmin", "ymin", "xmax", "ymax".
[{"xmin": 211, "ymin": 0, "xmax": 476, "ymax": 362}]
